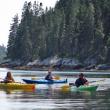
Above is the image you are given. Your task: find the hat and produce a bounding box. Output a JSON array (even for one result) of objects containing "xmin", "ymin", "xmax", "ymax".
[
  {"xmin": 48, "ymin": 69, "xmax": 52, "ymax": 73},
  {"xmin": 79, "ymin": 73, "xmax": 84, "ymax": 77}
]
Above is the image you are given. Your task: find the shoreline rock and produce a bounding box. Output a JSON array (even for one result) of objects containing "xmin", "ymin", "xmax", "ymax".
[{"xmin": 1, "ymin": 56, "xmax": 110, "ymax": 71}]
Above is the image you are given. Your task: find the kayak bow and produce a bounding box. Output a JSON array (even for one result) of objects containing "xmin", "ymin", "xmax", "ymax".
[{"xmin": 0, "ymin": 82, "xmax": 35, "ymax": 90}]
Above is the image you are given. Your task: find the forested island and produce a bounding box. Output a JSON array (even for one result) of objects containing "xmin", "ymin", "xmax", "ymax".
[{"xmin": 1, "ymin": 0, "xmax": 110, "ymax": 70}]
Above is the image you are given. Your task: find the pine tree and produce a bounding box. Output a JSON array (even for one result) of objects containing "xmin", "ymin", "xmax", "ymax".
[
  {"xmin": 7, "ymin": 14, "xmax": 19, "ymax": 60},
  {"xmin": 7, "ymin": 0, "xmax": 110, "ymax": 65}
]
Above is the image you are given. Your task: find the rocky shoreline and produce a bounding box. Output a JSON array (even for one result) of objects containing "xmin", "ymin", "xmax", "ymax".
[{"xmin": 1, "ymin": 57, "xmax": 110, "ymax": 71}]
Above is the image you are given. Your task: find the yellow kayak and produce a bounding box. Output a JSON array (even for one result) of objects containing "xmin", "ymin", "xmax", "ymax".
[{"xmin": 0, "ymin": 82, "xmax": 35, "ymax": 90}]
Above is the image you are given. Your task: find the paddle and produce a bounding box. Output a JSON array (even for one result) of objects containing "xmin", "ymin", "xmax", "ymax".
[
  {"xmin": 31, "ymin": 76, "xmax": 61, "ymax": 80},
  {"xmin": 53, "ymin": 76, "xmax": 60, "ymax": 80},
  {"xmin": 31, "ymin": 77, "xmax": 37, "ymax": 80},
  {"xmin": 89, "ymin": 79, "xmax": 105, "ymax": 84},
  {"xmin": 61, "ymin": 79, "xmax": 105, "ymax": 90},
  {"xmin": 69, "ymin": 79, "xmax": 105, "ymax": 86}
]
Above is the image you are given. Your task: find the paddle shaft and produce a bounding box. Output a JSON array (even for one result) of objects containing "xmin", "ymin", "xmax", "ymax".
[
  {"xmin": 69, "ymin": 79, "xmax": 105, "ymax": 86},
  {"xmin": 89, "ymin": 79, "xmax": 105, "ymax": 83}
]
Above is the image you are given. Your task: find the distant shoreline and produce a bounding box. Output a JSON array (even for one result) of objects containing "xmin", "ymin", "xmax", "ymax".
[{"xmin": 1, "ymin": 64, "xmax": 110, "ymax": 72}]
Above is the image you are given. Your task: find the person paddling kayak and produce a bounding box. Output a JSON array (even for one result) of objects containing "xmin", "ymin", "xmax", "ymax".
[
  {"xmin": 45, "ymin": 69, "xmax": 53, "ymax": 81},
  {"xmin": 3, "ymin": 71, "xmax": 15, "ymax": 83},
  {"xmin": 75, "ymin": 73, "xmax": 89, "ymax": 87}
]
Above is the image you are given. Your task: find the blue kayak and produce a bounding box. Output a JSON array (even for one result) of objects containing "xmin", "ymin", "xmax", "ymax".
[{"xmin": 22, "ymin": 78, "xmax": 67, "ymax": 84}]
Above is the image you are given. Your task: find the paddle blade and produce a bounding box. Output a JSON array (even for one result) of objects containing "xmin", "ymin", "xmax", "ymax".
[
  {"xmin": 53, "ymin": 76, "xmax": 60, "ymax": 80},
  {"xmin": 31, "ymin": 77, "xmax": 37, "ymax": 80},
  {"xmin": 69, "ymin": 83, "xmax": 75, "ymax": 86},
  {"xmin": 61, "ymin": 85, "xmax": 70, "ymax": 91}
]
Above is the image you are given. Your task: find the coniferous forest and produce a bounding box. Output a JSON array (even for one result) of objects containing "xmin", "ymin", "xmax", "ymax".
[
  {"xmin": 0, "ymin": 45, "xmax": 6, "ymax": 63},
  {"xmin": 7, "ymin": 0, "xmax": 110, "ymax": 66}
]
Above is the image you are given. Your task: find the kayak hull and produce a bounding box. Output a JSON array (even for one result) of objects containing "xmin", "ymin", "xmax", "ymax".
[
  {"xmin": 22, "ymin": 79, "xmax": 67, "ymax": 84},
  {"xmin": 61, "ymin": 85, "xmax": 98, "ymax": 92},
  {"xmin": 0, "ymin": 83, "xmax": 35, "ymax": 90},
  {"xmin": 71, "ymin": 85, "xmax": 98, "ymax": 92}
]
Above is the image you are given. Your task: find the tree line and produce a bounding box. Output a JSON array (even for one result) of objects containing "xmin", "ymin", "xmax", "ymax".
[
  {"xmin": 0, "ymin": 45, "xmax": 6, "ymax": 63},
  {"xmin": 7, "ymin": 0, "xmax": 110, "ymax": 65}
]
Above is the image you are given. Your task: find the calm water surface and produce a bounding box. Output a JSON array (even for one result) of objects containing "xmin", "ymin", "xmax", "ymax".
[{"xmin": 0, "ymin": 68, "xmax": 110, "ymax": 110}]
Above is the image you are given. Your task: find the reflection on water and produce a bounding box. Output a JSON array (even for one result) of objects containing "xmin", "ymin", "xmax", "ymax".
[
  {"xmin": 0, "ymin": 68, "xmax": 110, "ymax": 110},
  {"xmin": 1, "ymin": 88, "xmax": 110, "ymax": 110}
]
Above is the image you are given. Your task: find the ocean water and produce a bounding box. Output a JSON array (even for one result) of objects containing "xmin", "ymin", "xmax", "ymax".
[{"xmin": 0, "ymin": 68, "xmax": 110, "ymax": 110}]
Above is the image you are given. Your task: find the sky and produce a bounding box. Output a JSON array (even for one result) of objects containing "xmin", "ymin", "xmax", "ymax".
[{"xmin": 0, "ymin": 0, "xmax": 57, "ymax": 47}]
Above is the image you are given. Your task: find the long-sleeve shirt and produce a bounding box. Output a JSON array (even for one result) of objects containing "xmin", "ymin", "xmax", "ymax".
[
  {"xmin": 45, "ymin": 74, "xmax": 53, "ymax": 80},
  {"xmin": 75, "ymin": 78, "xmax": 88, "ymax": 87}
]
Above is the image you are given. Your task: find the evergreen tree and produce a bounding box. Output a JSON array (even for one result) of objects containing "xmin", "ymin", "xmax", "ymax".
[
  {"xmin": 0, "ymin": 45, "xmax": 6, "ymax": 63},
  {"xmin": 7, "ymin": 14, "xmax": 19, "ymax": 60},
  {"xmin": 7, "ymin": 0, "xmax": 110, "ymax": 65}
]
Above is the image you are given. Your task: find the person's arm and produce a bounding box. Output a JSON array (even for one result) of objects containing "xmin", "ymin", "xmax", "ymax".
[
  {"xmin": 49, "ymin": 75, "xmax": 53, "ymax": 80},
  {"xmin": 84, "ymin": 78, "xmax": 89, "ymax": 85},
  {"xmin": 5, "ymin": 77, "xmax": 15, "ymax": 83},
  {"xmin": 11, "ymin": 77, "xmax": 15, "ymax": 82},
  {"xmin": 75, "ymin": 79, "xmax": 80, "ymax": 87},
  {"xmin": 45, "ymin": 75, "xmax": 49, "ymax": 80}
]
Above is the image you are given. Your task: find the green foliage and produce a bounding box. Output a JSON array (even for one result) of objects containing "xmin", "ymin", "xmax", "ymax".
[
  {"xmin": 7, "ymin": 0, "xmax": 110, "ymax": 64},
  {"xmin": 0, "ymin": 45, "xmax": 6, "ymax": 63},
  {"xmin": 7, "ymin": 14, "xmax": 19, "ymax": 60}
]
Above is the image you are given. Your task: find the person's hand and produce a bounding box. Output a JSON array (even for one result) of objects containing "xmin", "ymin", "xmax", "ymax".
[{"xmin": 85, "ymin": 81, "xmax": 89, "ymax": 85}]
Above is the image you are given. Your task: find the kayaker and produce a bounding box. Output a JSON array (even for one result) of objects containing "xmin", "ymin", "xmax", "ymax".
[
  {"xmin": 45, "ymin": 69, "xmax": 53, "ymax": 81},
  {"xmin": 3, "ymin": 71, "xmax": 15, "ymax": 83},
  {"xmin": 75, "ymin": 73, "xmax": 89, "ymax": 87}
]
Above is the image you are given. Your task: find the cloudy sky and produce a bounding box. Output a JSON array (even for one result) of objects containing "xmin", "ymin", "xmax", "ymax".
[{"xmin": 0, "ymin": 0, "xmax": 57, "ymax": 46}]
